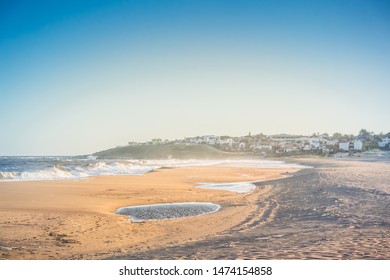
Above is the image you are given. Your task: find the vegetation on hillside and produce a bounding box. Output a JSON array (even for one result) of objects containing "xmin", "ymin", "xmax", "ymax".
[{"xmin": 93, "ymin": 144, "xmax": 251, "ymax": 159}]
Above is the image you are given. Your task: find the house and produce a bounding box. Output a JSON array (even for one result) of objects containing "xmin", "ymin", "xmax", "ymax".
[
  {"xmin": 378, "ymin": 137, "xmax": 390, "ymax": 148},
  {"xmin": 152, "ymin": 138, "xmax": 162, "ymax": 145},
  {"xmin": 303, "ymin": 145, "xmax": 311, "ymax": 151},
  {"xmin": 208, "ymin": 138, "xmax": 217, "ymax": 145},
  {"xmin": 284, "ymin": 146, "xmax": 297, "ymax": 153},
  {"xmin": 309, "ymin": 138, "xmax": 321, "ymax": 149},
  {"xmin": 254, "ymin": 145, "xmax": 273, "ymax": 151},
  {"xmin": 339, "ymin": 141, "xmax": 363, "ymax": 151},
  {"xmin": 202, "ymin": 135, "xmax": 217, "ymax": 145},
  {"xmin": 128, "ymin": 142, "xmax": 140, "ymax": 146},
  {"xmin": 353, "ymin": 140, "xmax": 363, "ymax": 151},
  {"xmin": 339, "ymin": 142, "xmax": 349, "ymax": 151},
  {"xmin": 185, "ymin": 137, "xmax": 197, "ymax": 144},
  {"xmin": 218, "ymin": 138, "xmax": 233, "ymax": 146},
  {"xmin": 271, "ymin": 134, "xmax": 301, "ymax": 143},
  {"xmin": 324, "ymin": 139, "xmax": 337, "ymax": 146}
]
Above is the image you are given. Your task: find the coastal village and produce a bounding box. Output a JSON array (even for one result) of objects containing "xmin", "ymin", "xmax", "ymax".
[{"xmin": 123, "ymin": 129, "xmax": 390, "ymax": 156}]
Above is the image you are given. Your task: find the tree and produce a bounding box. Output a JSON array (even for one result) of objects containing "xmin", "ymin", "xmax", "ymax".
[
  {"xmin": 373, "ymin": 134, "xmax": 382, "ymax": 142},
  {"xmin": 332, "ymin": 132, "xmax": 342, "ymax": 139},
  {"xmin": 358, "ymin": 129, "xmax": 374, "ymax": 141}
]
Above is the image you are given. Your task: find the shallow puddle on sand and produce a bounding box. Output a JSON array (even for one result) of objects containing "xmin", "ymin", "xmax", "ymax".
[{"xmin": 115, "ymin": 202, "xmax": 220, "ymax": 222}]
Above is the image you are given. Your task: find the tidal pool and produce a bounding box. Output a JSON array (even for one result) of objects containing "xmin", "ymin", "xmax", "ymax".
[{"xmin": 115, "ymin": 202, "xmax": 220, "ymax": 222}]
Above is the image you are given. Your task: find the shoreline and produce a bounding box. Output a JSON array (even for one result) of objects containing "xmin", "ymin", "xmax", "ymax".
[{"xmin": 0, "ymin": 165, "xmax": 297, "ymax": 259}]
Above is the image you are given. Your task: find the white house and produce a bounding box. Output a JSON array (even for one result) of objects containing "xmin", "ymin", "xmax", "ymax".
[
  {"xmin": 254, "ymin": 145, "xmax": 273, "ymax": 151},
  {"xmin": 353, "ymin": 140, "xmax": 363, "ymax": 151},
  {"xmin": 202, "ymin": 135, "xmax": 217, "ymax": 145},
  {"xmin": 325, "ymin": 139, "xmax": 337, "ymax": 146},
  {"xmin": 378, "ymin": 137, "xmax": 390, "ymax": 148},
  {"xmin": 185, "ymin": 137, "xmax": 197, "ymax": 144},
  {"xmin": 339, "ymin": 141, "xmax": 362, "ymax": 151},
  {"xmin": 218, "ymin": 138, "xmax": 233, "ymax": 146},
  {"xmin": 152, "ymin": 138, "xmax": 162, "ymax": 144},
  {"xmin": 339, "ymin": 142, "xmax": 349, "ymax": 151},
  {"xmin": 309, "ymin": 138, "xmax": 321, "ymax": 149},
  {"xmin": 284, "ymin": 146, "xmax": 297, "ymax": 153},
  {"xmin": 128, "ymin": 142, "xmax": 140, "ymax": 146},
  {"xmin": 303, "ymin": 145, "xmax": 311, "ymax": 151}
]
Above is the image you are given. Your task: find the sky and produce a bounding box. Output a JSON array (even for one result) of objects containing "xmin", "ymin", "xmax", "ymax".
[{"xmin": 0, "ymin": 0, "xmax": 389, "ymax": 155}]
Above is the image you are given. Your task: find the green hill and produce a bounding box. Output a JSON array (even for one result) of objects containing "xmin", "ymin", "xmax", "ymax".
[{"xmin": 93, "ymin": 144, "xmax": 251, "ymax": 159}]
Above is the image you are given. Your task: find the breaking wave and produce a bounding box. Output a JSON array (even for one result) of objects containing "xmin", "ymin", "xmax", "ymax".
[{"xmin": 0, "ymin": 157, "xmax": 311, "ymax": 182}]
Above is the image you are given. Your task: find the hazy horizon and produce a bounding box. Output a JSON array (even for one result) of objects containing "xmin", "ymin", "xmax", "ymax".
[{"xmin": 1, "ymin": 0, "xmax": 389, "ymax": 156}]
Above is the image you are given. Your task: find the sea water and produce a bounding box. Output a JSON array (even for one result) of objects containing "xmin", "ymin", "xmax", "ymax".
[
  {"xmin": 0, "ymin": 156, "xmax": 310, "ymax": 181},
  {"xmin": 0, "ymin": 157, "xmax": 219, "ymax": 181},
  {"xmin": 115, "ymin": 202, "xmax": 221, "ymax": 222}
]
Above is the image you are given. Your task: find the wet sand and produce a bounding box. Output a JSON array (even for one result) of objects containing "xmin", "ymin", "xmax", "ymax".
[
  {"xmin": 0, "ymin": 165, "xmax": 294, "ymax": 259},
  {"xmin": 109, "ymin": 158, "xmax": 389, "ymax": 260}
]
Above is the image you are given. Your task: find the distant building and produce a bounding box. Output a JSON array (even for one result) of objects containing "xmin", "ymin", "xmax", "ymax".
[
  {"xmin": 339, "ymin": 142, "xmax": 350, "ymax": 151},
  {"xmin": 325, "ymin": 139, "xmax": 337, "ymax": 146},
  {"xmin": 185, "ymin": 137, "xmax": 198, "ymax": 144},
  {"xmin": 218, "ymin": 138, "xmax": 233, "ymax": 146},
  {"xmin": 128, "ymin": 142, "xmax": 140, "ymax": 146},
  {"xmin": 254, "ymin": 145, "xmax": 273, "ymax": 151},
  {"xmin": 353, "ymin": 140, "xmax": 363, "ymax": 151},
  {"xmin": 284, "ymin": 146, "xmax": 297, "ymax": 153},
  {"xmin": 303, "ymin": 145, "xmax": 311, "ymax": 151},
  {"xmin": 202, "ymin": 135, "xmax": 217, "ymax": 145},
  {"xmin": 378, "ymin": 137, "xmax": 390, "ymax": 148},
  {"xmin": 152, "ymin": 138, "xmax": 162, "ymax": 144},
  {"xmin": 309, "ymin": 138, "xmax": 321, "ymax": 149},
  {"xmin": 339, "ymin": 141, "xmax": 363, "ymax": 151}
]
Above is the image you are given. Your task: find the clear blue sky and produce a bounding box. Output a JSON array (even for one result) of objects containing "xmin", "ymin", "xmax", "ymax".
[{"xmin": 1, "ymin": 0, "xmax": 389, "ymax": 155}]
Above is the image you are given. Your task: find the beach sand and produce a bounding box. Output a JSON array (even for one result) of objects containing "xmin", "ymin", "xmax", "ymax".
[
  {"xmin": 1, "ymin": 158, "xmax": 389, "ymax": 260},
  {"xmin": 0, "ymin": 165, "xmax": 295, "ymax": 259},
  {"xmin": 109, "ymin": 158, "xmax": 389, "ymax": 260}
]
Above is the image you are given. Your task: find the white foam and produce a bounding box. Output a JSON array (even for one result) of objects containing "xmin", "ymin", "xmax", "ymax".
[
  {"xmin": 0, "ymin": 158, "xmax": 311, "ymax": 182},
  {"xmin": 0, "ymin": 167, "xmax": 88, "ymax": 181},
  {"xmin": 197, "ymin": 182, "xmax": 257, "ymax": 193},
  {"xmin": 0, "ymin": 171, "xmax": 17, "ymax": 180}
]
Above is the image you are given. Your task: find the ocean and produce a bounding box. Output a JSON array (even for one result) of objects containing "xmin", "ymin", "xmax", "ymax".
[{"xmin": 0, "ymin": 156, "xmax": 309, "ymax": 181}]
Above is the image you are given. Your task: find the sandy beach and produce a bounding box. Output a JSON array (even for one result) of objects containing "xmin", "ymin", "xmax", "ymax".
[
  {"xmin": 109, "ymin": 157, "xmax": 389, "ymax": 260},
  {"xmin": 0, "ymin": 165, "xmax": 295, "ymax": 259},
  {"xmin": 1, "ymin": 157, "xmax": 389, "ymax": 260}
]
